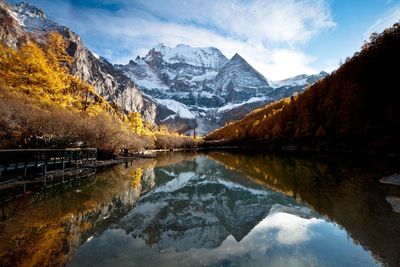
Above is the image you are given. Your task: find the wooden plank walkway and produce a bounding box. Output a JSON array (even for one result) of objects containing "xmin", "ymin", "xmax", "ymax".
[{"xmin": 0, "ymin": 148, "xmax": 97, "ymax": 204}]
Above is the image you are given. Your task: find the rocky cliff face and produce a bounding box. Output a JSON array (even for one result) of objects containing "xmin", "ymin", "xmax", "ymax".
[
  {"xmin": 0, "ymin": 2, "xmax": 157, "ymax": 123},
  {"xmin": 0, "ymin": 1, "xmax": 26, "ymax": 48}
]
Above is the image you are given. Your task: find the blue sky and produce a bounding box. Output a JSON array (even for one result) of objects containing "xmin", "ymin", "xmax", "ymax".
[{"xmin": 9, "ymin": 0, "xmax": 400, "ymax": 80}]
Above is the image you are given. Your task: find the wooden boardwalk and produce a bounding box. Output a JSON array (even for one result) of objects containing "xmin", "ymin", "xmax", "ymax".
[{"xmin": 0, "ymin": 148, "xmax": 97, "ymax": 203}]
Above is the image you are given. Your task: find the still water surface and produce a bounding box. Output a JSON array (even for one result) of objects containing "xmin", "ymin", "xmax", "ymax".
[{"xmin": 1, "ymin": 151, "xmax": 400, "ymax": 267}]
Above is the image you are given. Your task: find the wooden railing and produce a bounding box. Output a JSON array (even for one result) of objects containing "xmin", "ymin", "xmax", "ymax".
[{"xmin": 0, "ymin": 148, "xmax": 97, "ymax": 203}]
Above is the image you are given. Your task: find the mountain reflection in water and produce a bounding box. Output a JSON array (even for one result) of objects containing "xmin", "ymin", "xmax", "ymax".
[{"xmin": 1, "ymin": 152, "xmax": 399, "ymax": 267}]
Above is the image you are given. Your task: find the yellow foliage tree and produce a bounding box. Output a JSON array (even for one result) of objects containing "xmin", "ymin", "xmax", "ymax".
[
  {"xmin": 0, "ymin": 41, "xmax": 66, "ymax": 102},
  {"xmin": 0, "ymin": 43, "xmax": 16, "ymax": 84},
  {"xmin": 158, "ymin": 125, "xmax": 169, "ymax": 134},
  {"xmin": 128, "ymin": 112, "xmax": 143, "ymax": 134},
  {"xmin": 44, "ymin": 31, "xmax": 73, "ymax": 69}
]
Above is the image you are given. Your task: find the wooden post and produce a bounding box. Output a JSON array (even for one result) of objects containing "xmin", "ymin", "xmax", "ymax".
[
  {"xmin": 75, "ymin": 157, "xmax": 78, "ymax": 180},
  {"xmin": 94, "ymin": 149, "xmax": 97, "ymax": 168},
  {"xmin": 23, "ymin": 162, "xmax": 27, "ymax": 178},
  {"xmin": 43, "ymin": 161, "xmax": 47, "ymax": 176},
  {"xmin": 43, "ymin": 159, "xmax": 47, "ymax": 188}
]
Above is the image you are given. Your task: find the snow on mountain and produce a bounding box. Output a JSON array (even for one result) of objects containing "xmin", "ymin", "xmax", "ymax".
[
  {"xmin": 123, "ymin": 59, "xmax": 169, "ymax": 91},
  {"xmin": 151, "ymin": 43, "xmax": 228, "ymax": 70},
  {"xmin": 12, "ymin": 2, "xmax": 67, "ymax": 33},
  {"xmin": 216, "ymin": 97, "xmax": 268, "ymax": 113},
  {"xmin": 191, "ymin": 71, "xmax": 218, "ymax": 82},
  {"xmin": 271, "ymin": 75, "xmax": 309, "ymax": 88},
  {"xmin": 271, "ymin": 71, "xmax": 328, "ymax": 88},
  {"xmin": 156, "ymin": 99, "xmax": 195, "ymax": 120}
]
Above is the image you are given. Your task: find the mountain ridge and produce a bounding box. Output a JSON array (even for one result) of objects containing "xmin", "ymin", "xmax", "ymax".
[{"xmin": 117, "ymin": 43, "xmax": 327, "ymax": 134}]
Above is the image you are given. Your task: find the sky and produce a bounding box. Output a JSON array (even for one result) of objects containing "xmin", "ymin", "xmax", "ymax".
[{"xmin": 9, "ymin": 0, "xmax": 400, "ymax": 80}]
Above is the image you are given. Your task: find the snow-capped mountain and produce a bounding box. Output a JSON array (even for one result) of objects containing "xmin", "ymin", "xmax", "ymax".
[
  {"xmin": 117, "ymin": 43, "xmax": 228, "ymax": 107},
  {"xmin": 150, "ymin": 43, "xmax": 228, "ymax": 70},
  {"xmin": 117, "ymin": 44, "xmax": 327, "ymax": 134}
]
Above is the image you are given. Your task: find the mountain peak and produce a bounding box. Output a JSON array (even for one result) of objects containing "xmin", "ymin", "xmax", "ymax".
[
  {"xmin": 213, "ymin": 53, "xmax": 270, "ymax": 102},
  {"xmin": 228, "ymin": 53, "xmax": 249, "ymax": 66},
  {"xmin": 144, "ymin": 43, "xmax": 228, "ymax": 70},
  {"xmin": 14, "ymin": 2, "xmax": 46, "ymax": 19},
  {"xmin": 231, "ymin": 53, "xmax": 244, "ymax": 61},
  {"xmin": 176, "ymin": 44, "xmax": 190, "ymax": 48},
  {"xmin": 319, "ymin": 71, "xmax": 328, "ymax": 76},
  {"xmin": 224, "ymin": 53, "xmax": 254, "ymax": 70},
  {"xmin": 153, "ymin": 43, "xmax": 166, "ymax": 51},
  {"xmin": 230, "ymin": 53, "xmax": 247, "ymax": 63},
  {"xmin": 11, "ymin": 1, "xmax": 67, "ymax": 33}
]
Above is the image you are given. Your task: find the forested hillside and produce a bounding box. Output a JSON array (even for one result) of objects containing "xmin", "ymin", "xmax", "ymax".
[
  {"xmin": 205, "ymin": 23, "xmax": 400, "ymax": 153},
  {"xmin": 0, "ymin": 32, "xmax": 196, "ymax": 155}
]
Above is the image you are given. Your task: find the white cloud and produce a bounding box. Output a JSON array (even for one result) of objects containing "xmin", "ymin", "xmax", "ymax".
[
  {"xmin": 364, "ymin": 6, "xmax": 400, "ymax": 40},
  {"xmin": 129, "ymin": 0, "xmax": 335, "ymax": 45},
  {"xmin": 256, "ymin": 212, "xmax": 321, "ymax": 245},
  {"xmin": 28, "ymin": 0, "xmax": 335, "ymax": 80},
  {"xmin": 120, "ymin": 25, "xmax": 317, "ymax": 80}
]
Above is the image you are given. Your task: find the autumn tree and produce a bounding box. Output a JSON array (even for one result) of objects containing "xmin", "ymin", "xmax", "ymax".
[
  {"xmin": 44, "ymin": 32, "xmax": 73, "ymax": 68},
  {"xmin": 128, "ymin": 112, "xmax": 143, "ymax": 134},
  {"xmin": 0, "ymin": 41, "xmax": 67, "ymax": 100}
]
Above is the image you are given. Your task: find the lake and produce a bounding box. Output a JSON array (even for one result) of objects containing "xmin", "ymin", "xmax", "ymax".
[{"xmin": 1, "ymin": 151, "xmax": 399, "ymax": 267}]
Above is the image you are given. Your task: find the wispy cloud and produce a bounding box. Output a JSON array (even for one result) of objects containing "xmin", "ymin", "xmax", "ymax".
[
  {"xmin": 128, "ymin": 0, "xmax": 335, "ymax": 46},
  {"xmin": 21, "ymin": 0, "xmax": 335, "ymax": 80},
  {"xmin": 364, "ymin": 5, "xmax": 400, "ymax": 40}
]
